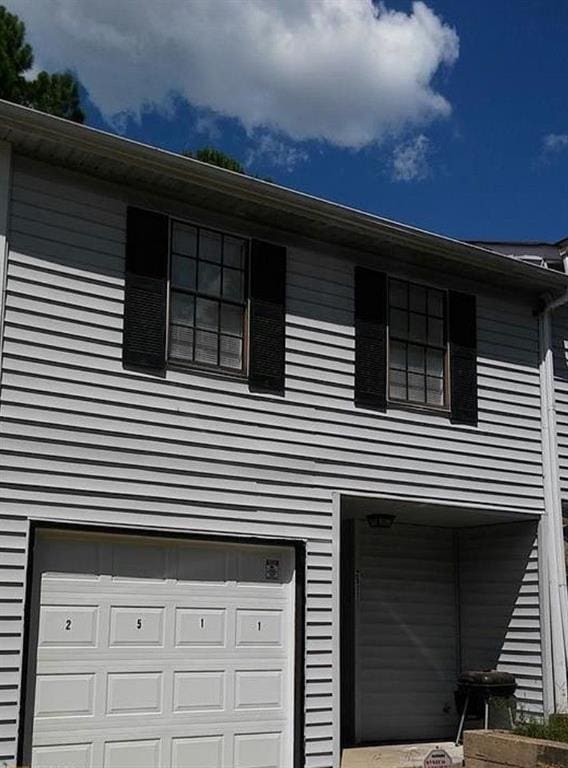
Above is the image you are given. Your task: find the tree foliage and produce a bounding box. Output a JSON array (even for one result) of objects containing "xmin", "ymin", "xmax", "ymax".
[
  {"xmin": 184, "ymin": 147, "xmax": 245, "ymax": 174},
  {"xmin": 0, "ymin": 5, "xmax": 84, "ymax": 122},
  {"xmin": 184, "ymin": 146, "xmax": 273, "ymax": 182}
]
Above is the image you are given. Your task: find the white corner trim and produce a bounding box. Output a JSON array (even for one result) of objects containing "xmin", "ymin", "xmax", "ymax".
[
  {"xmin": 538, "ymin": 307, "xmax": 568, "ymax": 714},
  {"xmin": 0, "ymin": 139, "xmax": 12, "ymax": 378}
]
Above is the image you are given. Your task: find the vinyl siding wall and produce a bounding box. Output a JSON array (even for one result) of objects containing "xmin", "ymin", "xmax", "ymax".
[
  {"xmin": 458, "ymin": 522, "xmax": 542, "ymax": 717},
  {"xmin": 552, "ymin": 306, "xmax": 568, "ymax": 497},
  {"xmin": 0, "ymin": 156, "xmax": 546, "ymax": 766}
]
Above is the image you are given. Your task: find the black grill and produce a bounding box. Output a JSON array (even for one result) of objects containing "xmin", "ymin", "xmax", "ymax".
[{"xmin": 455, "ymin": 670, "xmax": 517, "ymax": 744}]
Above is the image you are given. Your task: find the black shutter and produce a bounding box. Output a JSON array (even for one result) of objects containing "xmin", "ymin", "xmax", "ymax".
[
  {"xmin": 122, "ymin": 207, "xmax": 169, "ymax": 374},
  {"xmin": 249, "ymin": 239, "xmax": 286, "ymax": 394},
  {"xmin": 449, "ymin": 291, "xmax": 478, "ymax": 426},
  {"xmin": 354, "ymin": 267, "xmax": 387, "ymax": 410}
]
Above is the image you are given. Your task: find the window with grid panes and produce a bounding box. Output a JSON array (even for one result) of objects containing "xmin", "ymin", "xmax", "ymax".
[
  {"xmin": 388, "ymin": 279, "xmax": 447, "ymax": 407},
  {"xmin": 169, "ymin": 220, "xmax": 247, "ymax": 372}
]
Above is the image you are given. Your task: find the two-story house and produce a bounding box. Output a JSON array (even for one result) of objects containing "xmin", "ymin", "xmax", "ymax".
[{"xmin": 1, "ymin": 99, "xmax": 567, "ymax": 768}]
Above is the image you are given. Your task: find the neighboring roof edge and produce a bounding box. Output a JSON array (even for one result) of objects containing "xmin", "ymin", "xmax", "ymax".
[
  {"xmin": 0, "ymin": 98, "xmax": 566, "ymax": 295},
  {"xmin": 469, "ymin": 240, "xmax": 561, "ymax": 248}
]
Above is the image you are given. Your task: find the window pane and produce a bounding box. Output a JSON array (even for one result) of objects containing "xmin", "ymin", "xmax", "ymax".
[
  {"xmin": 200, "ymin": 230, "xmax": 222, "ymax": 263},
  {"xmin": 409, "ymin": 284, "xmax": 426, "ymax": 313},
  {"xmin": 198, "ymin": 261, "xmax": 221, "ymax": 296},
  {"xmin": 389, "ymin": 340, "xmax": 406, "ymax": 370},
  {"xmin": 407, "ymin": 344, "xmax": 424, "ymax": 374},
  {"xmin": 390, "ymin": 308, "xmax": 408, "ymax": 338},
  {"xmin": 172, "ymin": 223, "xmax": 197, "ymax": 257},
  {"xmin": 169, "ymin": 325, "xmax": 194, "ymax": 361},
  {"xmin": 408, "ymin": 373, "xmax": 426, "ymax": 403},
  {"xmin": 390, "ymin": 280, "xmax": 408, "ymax": 309},
  {"xmin": 170, "ymin": 292, "xmax": 194, "ymax": 326},
  {"xmin": 194, "ymin": 330, "xmax": 218, "ymax": 365},
  {"xmin": 427, "ymin": 348, "xmax": 444, "ymax": 377},
  {"xmin": 389, "ymin": 369, "xmax": 406, "ymax": 400},
  {"xmin": 428, "ymin": 289, "xmax": 444, "ymax": 317},
  {"xmin": 220, "ymin": 334, "xmax": 243, "ymax": 369},
  {"xmin": 221, "ymin": 303, "xmax": 243, "ymax": 336},
  {"xmin": 224, "ymin": 236, "xmax": 246, "ymax": 268},
  {"xmin": 223, "ymin": 267, "xmax": 244, "ymax": 301},
  {"xmin": 195, "ymin": 297, "xmax": 218, "ymax": 331},
  {"xmin": 171, "ymin": 255, "xmax": 196, "ymax": 290},
  {"xmin": 408, "ymin": 312, "xmax": 426, "ymax": 343},
  {"xmin": 428, "ymin": 317, "xmax": 444, "ymax": 346},
  {"xmin": 426, "ymin": 376, "xmax": 444, "ymax": 406}
]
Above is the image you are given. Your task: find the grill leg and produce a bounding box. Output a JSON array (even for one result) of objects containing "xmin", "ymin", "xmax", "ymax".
[
  {"xmin": 484, "ymin": 698, "xmax": 490, "ymax": 730},
  {"xmin": 455, "ymin": 693, "xmax": 470, "ymax": 746}
]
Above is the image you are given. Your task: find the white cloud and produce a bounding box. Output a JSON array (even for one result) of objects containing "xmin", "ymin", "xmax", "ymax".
[
  {"xmin": 391, "ymin": 134, "xmax": 431, "ymax": 181},
  {"xmin": 12, "ymin": 0, "xmax": 459, "ymax": 149},
  {"xmin": 247, "ymin": 134, "xmax": 309, "ymax": 172},
  {"xmin": 543, "ymin": 133, "xmax": 568, "ymax": 153}
]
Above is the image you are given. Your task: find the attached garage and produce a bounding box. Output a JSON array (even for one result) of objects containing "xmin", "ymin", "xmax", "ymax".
[{"xmin": 21, "ymin": 529, "xmax": 301, "ymax": 768}]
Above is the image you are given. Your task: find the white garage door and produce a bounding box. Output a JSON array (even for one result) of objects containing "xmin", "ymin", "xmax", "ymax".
[{"xmin": 26, "ymin": 531, "xmax": 296, "ymax": 768}]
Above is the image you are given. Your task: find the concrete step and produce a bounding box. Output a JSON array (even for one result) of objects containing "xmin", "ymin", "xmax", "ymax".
[{"xmin": 341, "ymin": 741, "xmax": 464, "ymax": 768}]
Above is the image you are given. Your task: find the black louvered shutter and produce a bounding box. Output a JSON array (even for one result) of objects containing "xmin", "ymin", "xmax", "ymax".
[
  {"xmin": 122, "ymin": 207, "xmax": 169, "ymax": 374},
  {"xmin": 354, "ymin": 267, "xmax": 387, "ymax": 410},
  {"xmin": 449, "ymin": 291, "xmax": 478, "ymax": 426},
  {"xmin": 249, "ymin": 240, "xmax": 286, "ymax": 394}
]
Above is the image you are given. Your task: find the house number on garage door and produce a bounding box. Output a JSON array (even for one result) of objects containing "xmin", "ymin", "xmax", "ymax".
[{"xmin": 63, "ymin": 617, "xmax": 145, "ymax": 629}]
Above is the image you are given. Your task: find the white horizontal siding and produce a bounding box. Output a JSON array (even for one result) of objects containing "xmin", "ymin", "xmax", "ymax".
[
  {"xmin": 0, "ymin": 516, "xmax": 28, "ymax": 766},
  {"xmin": 0, "ymin": 157, "xmax": 547, "ymax": 767},
  {"xmin": 459, "ymin": 522, "xmax": 542, "ymax": 715}
]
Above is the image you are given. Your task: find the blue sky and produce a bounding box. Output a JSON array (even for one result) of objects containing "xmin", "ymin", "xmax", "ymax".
[{"xmin": 14, "ymin": 0, "xmax": 568, "ymax": 242}]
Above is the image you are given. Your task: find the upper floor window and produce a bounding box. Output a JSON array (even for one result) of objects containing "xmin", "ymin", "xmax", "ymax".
[
  {"xmin": 168, "ymin": 220, "xmax": 248, "ymax": 373},
  {"xmin": 388, "ymin": 278, "xmax": 447, "ymax": 408}
]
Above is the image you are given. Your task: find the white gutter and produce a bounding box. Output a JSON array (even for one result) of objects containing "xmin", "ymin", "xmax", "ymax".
[{"xmin": 538, "ymin": 274, "xmax": 568, "ymax": 714}]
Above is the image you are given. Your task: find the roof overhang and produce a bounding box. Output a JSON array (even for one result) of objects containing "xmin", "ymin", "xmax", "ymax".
[{"xmin": 0, "ymin": 98, "xmax": 566, "ymax": 299}]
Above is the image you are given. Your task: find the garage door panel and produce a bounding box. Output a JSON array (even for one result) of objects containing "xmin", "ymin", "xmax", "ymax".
[
  {"xmin": 176, "ymin": 546, "xmax": 231, "ymax": 583},
  {"xmin": 34, "ymin": 673, "xmax": 95, "ymax": 719},
  {"xmin": 106, "ymin": 672, "xmax": 163, "ymax": 715},
  {"xmin": 171, "ymin": 734, "xmax": 224, "ymax": 768},
  {"xmin": 234, "ymin": 731, "xmax": 282, "ymax": 768},
  {"xmin": 38, "ymin": 605, "xmax": 99, "ymax": 648},
  {"xmin": 32, "ymin": 742, "xmax": 94, "ymax": 768},
  {"xmin": 109, "ymin": 606, "xmax": 165, "ymax": 647},
  {"xmin": 28, "ymin": 533, "xmax": 295, "ymax": 768},
  {"xmin": 236, "ymin": 609, "xmax": 284, "ymax": 647},
  {"xmin": 38, "ymin": 538, "xmax": 101, "ymax": 580},
  {"xmin": 234, "ymin": 670, "xmax": 283, "ymax": 710},
  {"xmin": 173, "ymin": 670, "xmax": 226, "ymax": 712},
  {"xmin": 237, "ymin": 550, "xmax": 294, "ymax": 586},
  {"xmin": 103, "ymin": 738, "xmax": 161, "ymax": 768},
  {"xmin": 175, "ymin": 607, "xmax": 227, "ymax": 646},
  {"xmin": 110, "ymin": 544, "xmax": 167, "ymax": 582}
]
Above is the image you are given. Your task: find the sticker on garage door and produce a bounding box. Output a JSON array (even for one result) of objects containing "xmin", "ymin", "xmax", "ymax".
[{"xmin": 265, "ymin": 559, "xmax": 280, "ymax": 580}]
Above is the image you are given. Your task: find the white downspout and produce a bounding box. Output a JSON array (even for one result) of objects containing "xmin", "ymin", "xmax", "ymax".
[{"xmin": 538, "ymin": 269, "xmax": 568, "ymax": 713}]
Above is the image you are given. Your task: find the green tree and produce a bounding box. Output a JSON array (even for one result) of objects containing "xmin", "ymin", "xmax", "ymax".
[
  {"xmin": 184, "ymin": 147, "xmax": 245, "ymax": 174},
  {"xmin": 0, "ymin": 5, "xmax": 84, "ymax": 122},
  {"xmin": 184, "ymin": 146, "xmax": 273, "ymax": 182}
]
